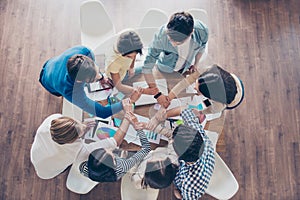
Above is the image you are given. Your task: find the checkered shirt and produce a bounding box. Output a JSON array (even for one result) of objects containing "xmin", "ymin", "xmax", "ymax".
[{"xmin": 173, "ymin": 109, "xmax": 215, "ymax": 200}]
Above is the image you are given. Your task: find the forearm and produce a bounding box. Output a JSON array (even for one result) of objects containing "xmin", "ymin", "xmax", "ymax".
[
  {"xmin": 114, "ymin": 118, "xmax": 130, "ymax": 146},
  {"xmin": 144, "ymin": 73, "xmax": 157, "ymax": 88},
  {"xmin": 115, "ymin": 82, "xmax": 135, "ymax": 95},
  {"xmin": 193, "ymin": 51, "xmax": 203, "ymax": 67},
  {"xmin": 166, "ymin": 106, "xmax": 187, "ymax": 118},
  {"xmin": 169, "ymin": 70, "xmax": 200, "ymax": 99},
  {"xmin": 116, "ymin": 130, "xmax": 150, "ymax": 175}
]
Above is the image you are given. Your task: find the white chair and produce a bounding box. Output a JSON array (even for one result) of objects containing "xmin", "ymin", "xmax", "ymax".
[
  {"xmin": 121, "ymin": 173, "xmax": 159, "ymax": 200},
  {"xmin": 187, "ymin": 8, "xmax": 209, "ymax": 26},
  {"xmin": 138, "ymin": 8, "xmax": 168, "ymax": 47},
  {"xmin": 62, "ymin": 98, "xmax": 83, "ymax": 121},
  {"xmin": 80, "ymin": 0, "xmax": 116, "ymax": 53},
  {"xmin": 206, "ymin": 153, "xmax": 239, "ymax": 200}
]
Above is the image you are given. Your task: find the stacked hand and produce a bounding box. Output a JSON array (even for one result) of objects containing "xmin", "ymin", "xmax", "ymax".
[
  {"xmin": 142, "ymin": 87, "xmax": 159, "ymax": 95},
  {"xmin": 129, "ymin": 87, "xmax": 143, "ymax": 103},
  {"xmin": 125, "ymin": 111, "xmax": 145, "ymax": 130},
  {"xmin": 156, "ymin": 94, "xmax": 171, "ymax": 108},
  {"xmin": 122, "ymin": 98, "xmax": 133, "ymax": 112},
  {"xmin": 146, "ymin": 108, "xmax": 167, "ymax": 130}
]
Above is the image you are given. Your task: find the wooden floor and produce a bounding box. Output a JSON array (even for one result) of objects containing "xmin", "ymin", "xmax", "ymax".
[{"xmin": 0, "ymin": 0, "xmax": 299, "ymax": 199}]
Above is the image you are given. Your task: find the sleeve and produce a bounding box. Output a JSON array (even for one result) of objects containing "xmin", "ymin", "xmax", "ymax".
[
  {"xmin": 115, "ymin": 130, "xmax": 151, "ymax": 178},
  {"xmin": 106, "ymin": 58, "xmax": 123, "ymax": 74},
  {"xmin": 194, "ymin": 20, "xmax": 209, "ymax": 53},
  {"xmin": 66, "ymin": 83, "xmax": 123, "ymax": 119},
  {"xmin": 142, "ymin": 32, "xmax": 164, "ymax": 74},
  {"xmin": 180, "ymin": 108, "xmax": 205, "ymax": 137}
]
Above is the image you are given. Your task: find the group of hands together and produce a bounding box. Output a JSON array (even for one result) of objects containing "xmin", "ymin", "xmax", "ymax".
[{"xmin": 122, "ymin": 98, "xmax": 168, "ymax": 131}]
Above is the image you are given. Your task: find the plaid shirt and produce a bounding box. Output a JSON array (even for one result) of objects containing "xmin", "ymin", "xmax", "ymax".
[{"xmin": 174, "ymin": 109, "xmax": 215, "ymax": 200}]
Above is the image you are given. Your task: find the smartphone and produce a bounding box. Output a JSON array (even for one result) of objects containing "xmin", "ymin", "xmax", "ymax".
[{"xmin": 203, "ymin": 99, "xmax": 211, "ymax": 107}]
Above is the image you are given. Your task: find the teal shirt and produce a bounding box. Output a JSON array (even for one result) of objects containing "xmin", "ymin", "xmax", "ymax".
[{"xmin": 143, "ymin": 20, "xmax": 209, "ymax": 74}]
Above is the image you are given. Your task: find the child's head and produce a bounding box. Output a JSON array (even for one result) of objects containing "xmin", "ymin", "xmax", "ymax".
[
  {"xmin": 117, "ymin": 30, "xmax": 143, "ymax": 56},
  {"xmin": 197, "ymin": 64, "xmax": 238, "ymax": 105},
  {"xmin": 50, "ymin": 117, "xmax": 86, "ymax": 144},
  {"xmin": 172, "ymin": 124, "xmax": 204, "ymax": 162},
  {"xmin": 87, "ymin": 148, "xmax": 117, "ymax": 182},
  {"xmin": 67, "ymin": 54, "xmax": 98, "ymax": 82},
  {"xmin": 167, "ymin": 11, "xmax": 194, "ymax": 43},
  {"xmin": 142, "ymin": 157, "xmax": 178, "ymax": 189}
]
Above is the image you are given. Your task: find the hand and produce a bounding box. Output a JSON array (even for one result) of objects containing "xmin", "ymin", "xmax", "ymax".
[
  {"xmin": 186, "ymin": 65, "xmax": 196, "ymax": 74},
  {"xmin": 132, "ymin": 122, "xmax": 145, "ymax": 131},
  {"xmin": 142, "ymin": 87, "xmax": 159, "ymax": 95},
  {"xmin": 129, "ymin": 87, "xmax": 142, "ymax": 103},
  {"xmin": 99, "ymin": 76, "xmax": 114, "ymax": 89},
  {"xmin": 146, "ymin": 108, "xmax": 167, "ymax": 130},
  {"xmin": 174, "ymin": 188, "xmax": 182, "ymax": 199},
  {"xmin": 127, "ymin": 68, "xmax": 135, "ymax": 79},
  {"xmin": 192, "ymin": 109, "xmax": 206, "ymax": 123},
  {"xmin": 82, "ymin": 120, "xmax": 97, "ymax": 134},
  {"xmin": 122, "ymin": 98, "xmax": 133, "ymax": 112},
  {"xmin": 156, "ymin": 94, "xmax": 170, "ymax": 108}
]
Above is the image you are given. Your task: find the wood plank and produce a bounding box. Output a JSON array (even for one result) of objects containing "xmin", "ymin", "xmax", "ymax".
[{"xmin": 0, "ymin": 0, "xmax": 299, "ymax": 199}]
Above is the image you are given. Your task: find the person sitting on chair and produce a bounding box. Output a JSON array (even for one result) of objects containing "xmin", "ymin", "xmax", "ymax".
[
  {"xmin": 39, "ymin": 45, "xmax": 140, "ymax": 118},
  {"xmin": 30, "ymin": 114, "xmax": 96, "ymax": 179},
  {"xmin": 172, "ymin": 109, "xmax": 215, "ymax": 199},
  {"xmin": 166, "ymin": 64, "xmax": 244, "ymax": 114},
  {"xmin": 142, "ymin": 11, "xmax": 209, "ymax": 108},
  {"xmin": 105, "ymin": 30, "xmax": 158, "ymax": 95},
  {"xmin": 79, "ymin": 112, "xmax": 151, "ymax": 182},
  {"xmin": 130, "ymin": 141, "xmax": 179, "ymax": 190}
]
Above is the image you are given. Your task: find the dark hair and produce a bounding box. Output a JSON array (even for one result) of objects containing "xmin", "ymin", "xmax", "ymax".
[
  {"xmin": 143, "ymin": 158, "xmax": 178, "ymax": 189},
  {"xmin": 87, "ymin": 148, "xmax": 117, "ymax": 182},
  {"xmin": 172, "ymin": 124, "xmax": 203, "ymax": 162},
  {"xmin": 198, "ymin": 64, "xmax": 237, "ymax": 104},
  {"xmin": 167, "ymin": 12, "xmax": 194, "ymax": 42},
  {"xmin": 67, "ymin": 54, "xmax": 97, "ymax": 82},
  {"xmin": 117, "ymin": 31, "xmax": 143, "ymax": 56}
]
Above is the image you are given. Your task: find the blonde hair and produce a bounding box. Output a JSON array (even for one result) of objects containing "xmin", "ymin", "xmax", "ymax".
[{"xmin": 50, "ymin": 117, "xmax": 80, "ymax": 144}]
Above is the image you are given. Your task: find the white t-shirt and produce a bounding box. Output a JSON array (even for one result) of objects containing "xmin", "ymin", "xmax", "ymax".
[
  {"xmin": 174, "ymin": 37, "xmax": 191, "ymax": 72},
  {"xmin": 30, "ymin": 114, "xmax": 83, "ymax": 179}
]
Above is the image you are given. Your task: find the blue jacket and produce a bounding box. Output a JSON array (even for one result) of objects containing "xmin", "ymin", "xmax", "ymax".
[
  {"xmin": 40, "ymin": 45, "xmax": 123, "ymax": 118},
  {"xmin": 143, "ymin": 20, "xmax": 209, "ymax": 74}
]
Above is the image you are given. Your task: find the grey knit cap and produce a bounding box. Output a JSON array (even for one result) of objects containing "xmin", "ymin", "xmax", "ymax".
[{"xmin": 116, "ymin": 30, "xmax": 143, "ymax": 55}]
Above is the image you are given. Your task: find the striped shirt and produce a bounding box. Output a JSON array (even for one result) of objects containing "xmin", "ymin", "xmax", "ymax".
[
  {"xmin": 174, "ymin": 109, "xmax": 215, "ymax": 200},
  {"xmin": 80, "ymin": 130, "xmax": 151, "ymax": 180},
  {"xmin": 115, "ymin": 130, "xmax": 151, "ymax": 179}
]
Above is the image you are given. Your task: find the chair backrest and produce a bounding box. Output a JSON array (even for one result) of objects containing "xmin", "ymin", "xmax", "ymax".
[
  {"xmin": 140, "ymin": 8, "xmax": 168, "ymax": 28},
  {"xmin": 187, "ymin": 8, "xmax": 209, "ymax": 27},
  {"xmin": 138, "ymin": 8, "xmax": 168, "ymax": 47},
  {"xmin": 121, "ymin": 173, "xmax": 159, "ymax": 200},
  {"xmin": 80, "ymin": 0, "xmax": 115, "ymax": 36},
  {"xmin": 80, "ymin": 0, "xmax": 115, "ymax": 52},
  {"xmin": 206, "ymin": 153, "xmax": 239, "ymax": 200}
]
